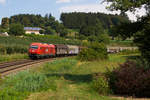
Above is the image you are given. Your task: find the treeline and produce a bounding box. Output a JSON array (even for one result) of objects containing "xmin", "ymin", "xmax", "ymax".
[
  {"xmin": 1, "ymin": 14, "xmax": 68, "ymax": 37},
  {"xmin": 60, "ymin": 12, "xmax": 129, "ymax": 30},
  {"xmin": 0, "ymin": 13, "xmax": 130, "ymax": 43},
  {"xmin": 60, "ymin": 12, "xmax": 130, "ymax": 42}
]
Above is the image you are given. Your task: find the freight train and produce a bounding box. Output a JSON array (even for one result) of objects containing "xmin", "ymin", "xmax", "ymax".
[{"xmin": 28, "ymin": 43, "xmax": 81, "ymax": 59}]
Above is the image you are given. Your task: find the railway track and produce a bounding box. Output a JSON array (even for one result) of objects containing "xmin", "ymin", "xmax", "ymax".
[{"xmin": 0, "ymin": 58, "xmax": 55, "ymax": 76}]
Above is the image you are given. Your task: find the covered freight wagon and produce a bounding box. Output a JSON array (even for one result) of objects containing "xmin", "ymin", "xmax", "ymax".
[
  {"xmin": 67, "ymin": 45, "xmax": 79, "ymax": 55},
  {"xmin": 55, "ymin": 44, "xmax": 68, "ymax": 56}
]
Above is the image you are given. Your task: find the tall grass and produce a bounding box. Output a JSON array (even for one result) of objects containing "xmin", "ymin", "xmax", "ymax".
[
  {"xmin": 0, "ymin": 54, "xmax": 134, "ymax": 100},
  {"xmin": 0, "ymin": 70, "xmax": 56, "ymax": 100},
  {"xmin": 0, "ymin": 53, "xmax": 28, "ymax": 62}
]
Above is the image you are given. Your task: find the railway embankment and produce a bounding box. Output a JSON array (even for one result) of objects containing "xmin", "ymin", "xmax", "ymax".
[{"xmin": 0, "ymin": 53, "xmax": 146, "ymax": 100}]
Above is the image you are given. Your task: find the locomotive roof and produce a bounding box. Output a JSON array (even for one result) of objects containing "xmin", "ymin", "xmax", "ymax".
[{"xmin": 30, "ymin": 43, "xmax": 55, "ymax": 47}]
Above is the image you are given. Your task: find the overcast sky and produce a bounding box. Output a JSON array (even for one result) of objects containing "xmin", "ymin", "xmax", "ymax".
[{"xmin": 0, "ymin": 0, "xmax": 146, "ymax": 23}]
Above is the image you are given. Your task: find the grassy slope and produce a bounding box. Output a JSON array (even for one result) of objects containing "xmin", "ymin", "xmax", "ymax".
[
  {"xmin": 0, "ymin": 54, "xmax": 136, "ymax": 100},
  {"xmin": 26, "ymin": 54, "xmax": 131, "ymax": 100},
  {"xmin": 109, "ymin": 40, "xmax": 134, "ymax": 47},
  {"xmin": 0, "ymin": 53, "xmax": 28, "ymax": 63}
]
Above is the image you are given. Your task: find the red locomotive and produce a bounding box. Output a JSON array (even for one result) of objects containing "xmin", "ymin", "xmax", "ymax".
[{"xmin": 29, "ymin": 43, "xmax": 55, "ymax": 59}]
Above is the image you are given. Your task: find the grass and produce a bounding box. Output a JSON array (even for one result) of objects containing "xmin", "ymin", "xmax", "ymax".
[
  {"xmin": 109, "ymin": 40, "xmax": 134, "ymax": 47},
  {"xmin": 0, "ymin": 53, "xmax": 28, "ymax": 63},
  {"xmin": 0, "ymin": 54, "xmax": 138, "ymax": 100}
]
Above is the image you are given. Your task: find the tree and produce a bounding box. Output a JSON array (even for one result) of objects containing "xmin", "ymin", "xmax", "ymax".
[
  {"xmin": 1, "ymin": 17, "xmax": 9, "ymax": 29},
  {"xmin": 105, "ymin": 0, "xmax": 150, "ymax": 62},
  {"xmin": 105, "ymin": 0, "xmax": 150, "ymax": 14},
  {"xmin": 45, "ymin": 26, "xmax": 56, "ymax": 35},
  {"xmin": 9, "ymin": 23, "xmax": 25, "ymax": 36},
  {"xmin": 60, "ymin": 29, "xmax": 68, "ymax": 37},
  {"xmin": 97, "ymin": 33, "xmax": 110, "ymax": 44}
]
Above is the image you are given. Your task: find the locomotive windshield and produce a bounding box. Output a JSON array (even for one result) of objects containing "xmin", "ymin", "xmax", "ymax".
[{"xmin": 30, "ymin": 45, "xmax": 38, "ymax": 49}]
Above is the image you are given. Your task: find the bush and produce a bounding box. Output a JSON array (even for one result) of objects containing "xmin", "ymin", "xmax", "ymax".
[
  {"xmin": 78, "ymin": 42, "xmax": 108, "ymax": 61},
  {"xmin": 107, "ymin": 60, "xmax": 150, "ymax": 97},
  {"xmin": 91, "ymin": 73, "xmax": 111, "ymax": 95}
]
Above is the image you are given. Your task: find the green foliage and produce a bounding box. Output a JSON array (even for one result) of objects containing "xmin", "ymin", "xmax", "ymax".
[
  {"xmin": 134, "ymin": 17, "xmax": 150, "ymax": 63},
  {"xmin": 42, "ymin": 58, "xmax": 77, "ymax": 74},
  {"xmin": 118, "ymin": 49, "xmax": 139, "ymax": 55},
  {"xmin": 110, "ymin": 22, "xmax": 140, "ymax": 40},
  {"xmin": 7, "ymin": 14, "xmax": 69, "ymax": 36},
  {"xmin": 14, "ymin": 72, "xmax": 49, "ymax": 92},
  {"xmin": 0, "ymin": 71, "xmax": 54, "ymax": 100},
  {"xmin": 109, "ymin": 40, "xmax": 134, "ymax": 47},
  {"xmin": 0, "ymin": 54, "xmax": 28, "ymax": 63},
  {"xmin": 9, "ymin": 23, "xmax": 25, "ymax": 36},
  {"xmin": 91, "ymin": 73, "xmax": 111, "ymax": 95},
  {"xmin": 61, "ymin": 12, "xmax": 129, "ymax": 30},
  {"xmin": 105, "ymin": 0, "xmax": 150, "ymax": 63},
  {"xmin": 60, "ymin": 28, "xmax": 69, "ymax": 37},
  {"xmin": 44, "ymin": 26, "xmax": 56, "ymax": 35},
  {"xmin": 0, "ymin": 88, "xmax": 29, "ymax": 100},
  {"xmin": 1, "ymin": 17, "xmax": 9, "ymax": 29},
  {"xmin": 105, "ymin": 0, "xmax": 149, "ymax": 12},
  {"xmin": 98, "ymin": 34, "xmax": 110, "ymax": 44},
  {"xmin": 78, "ymin": 42, "xmax": 108, "ymax": 61},
  {"xmin": 0, "ymin": 54, "xmax": 135, "ymax": 100}
]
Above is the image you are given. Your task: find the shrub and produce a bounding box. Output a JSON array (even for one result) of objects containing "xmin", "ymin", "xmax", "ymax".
[
  {"xmin": 78, "ymin": 42, "xmax": 108, "ymax": 61},
  {"xmin": 91, "ymin": 73, "xmax": 111, "ymax": 95},
  {"xmin": 107, "ymin": 60, "xmax": 150, "ymax": 97}
]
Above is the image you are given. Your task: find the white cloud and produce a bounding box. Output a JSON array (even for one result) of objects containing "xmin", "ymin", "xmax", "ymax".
[
  {"xmin": 60, "ymin": 3, "xmax": 146, "ymax": 21},
  {"xmin": 126, "ymin": 6, "xmax": 146, "ymax": 21},
  {"xmin": 0, "ymin": 0, "xmax": 6, "ymax": 4},
  {"xmin": 56, "ymin": 0, "xmax": 71, "ymax": 3},
  {"xmin": 60, "ymin": 3, "xmax": 120, "ymax": 15}
]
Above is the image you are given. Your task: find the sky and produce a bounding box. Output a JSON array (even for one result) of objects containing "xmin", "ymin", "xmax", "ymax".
[{"xmin": 0, "ymin": 0, "xmax": 147, "ymax": 23}]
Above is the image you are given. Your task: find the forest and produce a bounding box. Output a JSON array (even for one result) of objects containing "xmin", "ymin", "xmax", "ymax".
[
  {"xmin": 0, "ymin": 13, "xmax": 130, "ymax": 40},
  {"xmin": 60, "ymin": 12, "xmax": 129, "ymax": 30}
]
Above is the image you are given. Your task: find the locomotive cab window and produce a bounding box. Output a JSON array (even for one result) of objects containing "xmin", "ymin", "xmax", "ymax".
[{"xmin": 30, "ymin": 45, "xmax": 38, "ymax": 49}]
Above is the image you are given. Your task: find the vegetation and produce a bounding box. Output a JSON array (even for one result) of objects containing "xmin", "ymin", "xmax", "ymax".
[
  {"xmin": 105, "ymin": 0, "xmax": 150, "ymax": 63},
  {"xmin": 60, "ymin": 12, "xmax": 129, "ymax": 41},
  {"xmin": 109, "ymin": 40, "xmax": 134, "ymax": 47},
  {"xmin": 106, "ymin": 60, "xmax": 150, "ymax": 97},
  {"xmin": 1, "ymin": 14, "xmax": 69, "ymax": 37},
  {"xmin": 0, "ymin": 35, "xmax": 81, "ymax": 55},
  {"xmin": 78, "ymin": 42, "xmax": 108, "ymax": 61},
  {"xmin": 0, "ymin": 54, "xmax": 134, "ymax": 100},
  {"xmin": 60, "ymin": 12, "xmax": 129, "ymax": 30},
  {"xmin": 91, "ymin": 73, "xmax": 111, "ymax": 95},
  {"xmin": 0, "ymin": 54, "xmax": 28, "ymax": 62},
  {"xmin": 9, "ymin": 23, "xmax": 25, "ymax": 36}
]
